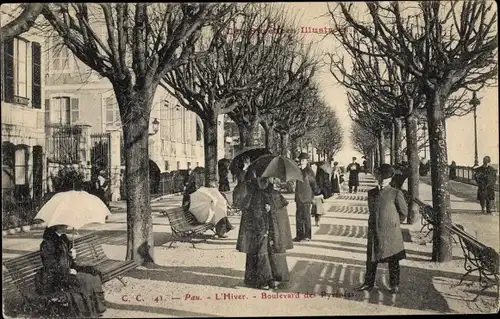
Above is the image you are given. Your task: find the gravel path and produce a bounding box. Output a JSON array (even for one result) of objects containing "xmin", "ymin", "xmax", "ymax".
[{"xmin": 3, "ymin": 175, "xmax": 498, "ymax": 316}]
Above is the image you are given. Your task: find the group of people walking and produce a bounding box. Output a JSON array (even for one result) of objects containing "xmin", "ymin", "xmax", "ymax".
[{"xmin": 233, "ymin": 151, "xmax": 409, "ymax": 294}]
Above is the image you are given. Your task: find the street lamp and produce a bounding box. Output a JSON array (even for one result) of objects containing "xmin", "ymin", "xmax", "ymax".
[
  {"xmin": 149, "ymin": 118, "xmax": 160, "ymax": 136},
  {"xmin": 469, "ymin": 91, "xmax": 480, "ymax": 166}
]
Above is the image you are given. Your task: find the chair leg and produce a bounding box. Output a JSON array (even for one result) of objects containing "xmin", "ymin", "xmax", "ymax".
[{"xmin": 117, "ymin": 276, "xmax": 127, "ymax": 286}]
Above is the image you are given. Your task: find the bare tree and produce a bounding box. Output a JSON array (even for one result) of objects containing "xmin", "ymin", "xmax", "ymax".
[
  {"xmin": 161, "ymin": 4, "xmax": 283, "ymax": 186},
  {"xmin": 329, "ymin": 1, "xmax": 497, "ymax": 262},
  {"xmin": 41, "ymin": 3, "xmax": 234, "ymax": 264},
  {"xmin": 303, "ymin": 108, "xmax": 344, "ymax": 162},
  {"xmin": 0, "ymin": 3, "xmax": 44, "ymax": 43}
]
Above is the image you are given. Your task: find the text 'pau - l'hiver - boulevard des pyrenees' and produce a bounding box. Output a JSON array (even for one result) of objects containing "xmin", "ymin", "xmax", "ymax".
[{"xmin": 122, "ymin": 291, "xmax": 357, "ymax": 303}]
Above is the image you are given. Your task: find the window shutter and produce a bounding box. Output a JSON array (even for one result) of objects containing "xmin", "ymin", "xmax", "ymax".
[
  {"xmin": 32, "ymin": 42, "xmax": 42, "ymax": 109},
  {"xmin": 45, "ymin": 99, "xmax": 50, "ymax": 125},
  {"xmin": 71, "ymin": 98, "xmax": 79, "ymax": 123},
  {"xmin": 3, "ymin": 39, "xmax": 14, "ymax": 102}
]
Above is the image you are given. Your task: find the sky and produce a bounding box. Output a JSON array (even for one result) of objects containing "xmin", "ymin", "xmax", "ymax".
[{"xmin": 284, "ymin": 2, "xmax": 499, "ymax": 166}]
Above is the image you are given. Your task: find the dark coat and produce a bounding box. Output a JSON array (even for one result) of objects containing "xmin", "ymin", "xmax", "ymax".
[
  {"xmin": 316, "ymin": 165, "xmax": 333, "ymax": 199},
  {"xmin": 347, "ymin": 162, "xmax": 361, "ymax": 187},
  {"xmin": 237, "ymin": 183, "xmax": 294, "ymax": 254},
  {"xmin": 36, "ymin": 227, "xmax": 99, "ymax": 294},
  {"xmin": 295, "ymin": 166, "xmax": 320, "ymax": 204},
  {"xmin": 474, "ymin": 165, "xmax": 497, "ymax": 201},
  {"xmin": 366, "ymin": 186, "xmax": 408, "ymax": 262}
]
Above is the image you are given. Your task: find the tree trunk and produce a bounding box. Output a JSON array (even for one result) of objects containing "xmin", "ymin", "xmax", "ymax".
[
  {"xmin": 262, "ymin": 121, "xmax": 276, "ymax": 153},
  {"xmin": 378, "ymin": 130, "xmax": 386, "ymax": 165},
  {"xmin": 289, "ymin": 138, "xmax": 298, "ymax": 160},
  {"xmin": 427, "ymin": 93, "xmax": 452, "ymax": 262},
  {"xmin": 394, "ymin": 117, "xmax": 402, "ymax": 166},
  {"xmin": 203, "ymin": 114, "xmax": 219, "ymax": 188},
  {"xmin": 390, "ymin": 122, "xmax": 395, "ymax": 165},
  {"xmin": 238, "ymin": 120, "xmax": 259, "ymax": 148},
  {"xmin": 120, "ymin": 89, "xmax": 155, "ymax": 264},
  {"xmin": 280, "ymin": 133, "xmax": 289, "ymax": 156},
  {"xmin": 405, "ymin": 113, "xmax": 420, "ymax": 224}
]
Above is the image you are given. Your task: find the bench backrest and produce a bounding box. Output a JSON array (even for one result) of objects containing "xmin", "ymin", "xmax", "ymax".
[
  {"xmin": 448, "ymin": 224, "xmax": 499, "ymax": 275},
  {"xmin": 164, "ymin": 207, "xmax": 199, "ymax": 228},
  {"xmin": 413, "ymin": 199, "xmax": 436, "ymax": 221},
  {"xmin": 2, "ymin": 233, "xmax": 105, "ymax": 297}
]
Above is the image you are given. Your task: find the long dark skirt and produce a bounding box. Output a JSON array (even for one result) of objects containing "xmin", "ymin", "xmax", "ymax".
[
  {"xmin": 332, "ymin": 177, "xmax": 341, "ymax": 194},
  {"xmin": 52, "ymin": 273, "xmax": 105, "ymax": 317},
  {"xmin": 244, "ymin": 252, "xmax": 290, "ymax": 287}
]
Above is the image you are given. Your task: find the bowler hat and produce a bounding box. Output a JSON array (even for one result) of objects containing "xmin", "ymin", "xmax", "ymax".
[
  {"xmin": 298, "ymin": 152, "xmax": 309, "ymax": 160},
  {"xmin": 378, "ymin": 164, "xmax": 395, "ymax": 180}
]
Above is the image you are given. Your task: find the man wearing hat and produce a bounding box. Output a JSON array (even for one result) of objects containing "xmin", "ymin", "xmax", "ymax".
[
  {"xmin": 294, "ymin": 152, "xmax": 321, "ymax": 242},
  {"xmin": 356, "ymin": 164, "xmax": 408, "ymax": 294},
  {"xmin": 346, "ymin": 157, "xmax": 361, "ymax": 193}
]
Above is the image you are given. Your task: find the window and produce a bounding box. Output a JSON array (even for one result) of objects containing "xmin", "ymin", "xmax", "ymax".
[
  {"xmin": 15, "ymin": 38, "xmax": 28, "ymax": 98},
  {"xmin": 165, "ymin": 161, "xmax": 169, "ymax": 171},
  {"xmin": 49, "ymin": 37, "xmax": 71, "ymax": 72},
  {"xmin": 161, "ymin": 100, "xmax": 169, "ymax": 140},
  {"xmin": 176, "ymin": 161, "xmax": 180, "ymax": 170},
  {"xmin": 47, "ymin": 97, "xmax": 79, "ymax": 125},
  {"xmin": 2, "ymin": 38, "xmax": 34, "ymax": 104},
  {"xmin": 196, "ymin": 162, "xmax": 199, "ymax": 167},
  {"xmin": 14, "ymin": 147, "xmax": 27, "ymax": 185},
  {"xmin": 196, "ymin": 117, "xmax": 203, "ymax": 141},
  {"xmin": 105, "ymin": 96, "xmax": 120, "ymax": 129},
  {"xmin": 187, "ymin": 162, "xmax": 191, "ymax": 170}
]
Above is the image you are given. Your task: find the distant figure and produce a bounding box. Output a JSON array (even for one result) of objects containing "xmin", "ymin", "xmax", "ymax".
[
  {"xmin": 313, "ymin": 162, "xmax": 333, "ymax": 227},
  {"xmin": 362, "ymin": 156, "xmax": 368, "ymax": 175},
  {"xmin": 449, "ymin": 161, "xmax": 457, "ymax": 180},
  {"xmin": 474, "ymin": 156, "xmax": 497, "ymax": 214},
  {"xmin": 346, "ymin": 157, "xmax": 362, "ymax": 193},
  {"xmin": 218, "ymin": 161, "xmax": 230, "ymax": 192},
  {"xmin": 237, "ymin": 156, "xmax": 251, "ymax": 185},
  {"xmin": 331, "ymin": 161, "xmax": 342, "ymax": 195},
  {"xmin": 95, "ymin": 170, "xmax": 109, "ymax": 208}
]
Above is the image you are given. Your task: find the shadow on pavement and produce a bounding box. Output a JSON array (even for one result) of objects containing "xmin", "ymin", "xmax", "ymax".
[
  {"xmin": 105, "ymin": 301, "xmax": 220, "ymax": 317},
  {"xmin": 126, "ymin": 264, "xmax": 245, "ymax": 289},
  {"xmin": 314, "ymin": 224, "xmax": 412, "ymax": 243},
  {"xmin": 282, "ymin": 252, "xmax": 465, "ymax": 313}
]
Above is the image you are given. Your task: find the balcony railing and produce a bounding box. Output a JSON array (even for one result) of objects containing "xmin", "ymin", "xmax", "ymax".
[{"xmin": 46, "ymin": 123, "xmax": 86, "ymax": 164}]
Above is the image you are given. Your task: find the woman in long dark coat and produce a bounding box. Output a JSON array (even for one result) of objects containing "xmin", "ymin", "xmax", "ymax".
[
  {"xmin": 35, "ymin": 225, "xmax": 106, "ymax": 317},
  {"xmin": 331, "ymin": 162, "xmax": 342, "ymax": 194},
  {"xmin": 236, "ymin": 177, "xmax": 294, "ymax": 289}
]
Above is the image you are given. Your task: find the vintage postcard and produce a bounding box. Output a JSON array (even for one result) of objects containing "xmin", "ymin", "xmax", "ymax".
[{"xmin": 1, "ymin": 2, "xmax": 499, "ymax": 317}]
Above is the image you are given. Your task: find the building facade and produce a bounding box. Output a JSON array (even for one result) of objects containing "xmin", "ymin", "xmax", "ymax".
[
  {"xmin": 43, "ymin": 33, "xmax": 225, "ymax": 199},
  {"xmin": 1, "ymin": 27, "xmax": 46, "ymax": 205}
]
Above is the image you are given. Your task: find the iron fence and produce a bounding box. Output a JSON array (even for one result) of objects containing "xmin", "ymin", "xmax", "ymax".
[{"xmin": 454, "ymin": 165, "xmax": 499, "ymax": 191}]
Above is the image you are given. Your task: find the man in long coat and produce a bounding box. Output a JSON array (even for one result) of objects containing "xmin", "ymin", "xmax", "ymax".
[
  {"xmin": 294, "ymin": 153, "xmax": 321, "ymax": 242},
  {"xmin": 474, "ymin": 155, "xmax": 497, "ymax": 214},
  {"xmin": 346, "ymin": 157, "xmax": 361, "ymax": 193},
  {"xmin": 313, "ymin": 162, "xmax": 333, "ymax": 226},
  {"xmin": 356, "ymin": 164, "xmax": 408, "ymax": 294}
]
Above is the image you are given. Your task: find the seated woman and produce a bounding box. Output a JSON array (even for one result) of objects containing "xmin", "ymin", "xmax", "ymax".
[
  {"xmin": 35, "ymin": 225, "xmax": 106, "ymax": 317},
  {"xmin": 183, "ymin": 172, "xmax": 233, "ymax": 238}
]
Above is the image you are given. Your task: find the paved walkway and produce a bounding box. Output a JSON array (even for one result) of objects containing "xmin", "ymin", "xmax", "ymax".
[{"xmin": 2, "ymin": 175, "xmax": 499, "ymax": 316}]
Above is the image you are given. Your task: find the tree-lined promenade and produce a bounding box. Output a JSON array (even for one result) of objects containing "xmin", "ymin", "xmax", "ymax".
[
  {"xmin": 1, "ymin": 2, "xmax": 497, "ymax": 268},
  {"xmin": 1, "ymin": 3, "xmax": 344, "ymax": 263}
]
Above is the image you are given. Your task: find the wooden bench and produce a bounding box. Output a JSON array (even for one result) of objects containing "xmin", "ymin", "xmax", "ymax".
[
  {"xmin": 2, "ymin": 233, "xmax": 138, "ymax": 315},
  {"xmin": 162, "ymin": 207, "xmax": 216, "ymax": 248},
  {"xmin": 445, "ymin": 223, "xmax": 499, "ymax": 301},
  {"xmin": 413, "ymin": 198, "xmax": 438, "ymax": 239}
]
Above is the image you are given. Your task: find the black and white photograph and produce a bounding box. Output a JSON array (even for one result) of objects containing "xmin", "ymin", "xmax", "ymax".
[{"xmin": 1, "ymin": 2, "xmax": 498, "ymax": 317}]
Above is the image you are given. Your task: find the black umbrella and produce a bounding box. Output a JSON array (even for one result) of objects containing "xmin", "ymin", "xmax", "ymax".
[{"xmin": 229, "ymin": 146, "xmax": 272, "ymax": 173}]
